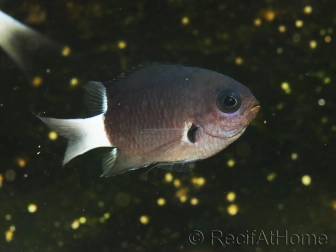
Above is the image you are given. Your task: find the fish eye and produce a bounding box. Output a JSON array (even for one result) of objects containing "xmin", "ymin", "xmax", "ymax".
[{"xmin": 216, "ymin": 89, "xmax": 242, "ymax": 113}]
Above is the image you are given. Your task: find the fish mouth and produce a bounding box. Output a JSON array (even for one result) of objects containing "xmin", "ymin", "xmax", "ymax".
[{"xmin": 250, "ymin": 101, "xmax": 261, "ymax": 115}]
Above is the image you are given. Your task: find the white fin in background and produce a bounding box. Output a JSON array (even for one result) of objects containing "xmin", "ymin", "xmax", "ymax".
[
  {"xmin": 0, "ymin": 10, "xmax": 59, "ymax": 74},
  {"xmin": 38, "ymin": 114, "xmax": 112, "ymax": 165}
]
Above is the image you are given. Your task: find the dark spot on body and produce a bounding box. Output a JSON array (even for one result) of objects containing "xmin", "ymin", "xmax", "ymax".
[{"xmin": 187, "ymin": 124, "xmax": 198, "ymax": 143}]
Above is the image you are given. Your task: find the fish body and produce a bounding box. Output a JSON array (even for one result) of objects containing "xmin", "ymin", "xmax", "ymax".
[{"xmin": 40, "ymin": 63, "xmax": 260, "ymax": 176}]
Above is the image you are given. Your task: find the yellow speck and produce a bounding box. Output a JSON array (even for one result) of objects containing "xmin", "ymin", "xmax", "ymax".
[
  {"xmin": 301, "ymin": 175, "xmax": 311, "ymax": 186},
  {"xmin": 264, "ymin": 120, "xmax": 267, "ymax": 124},
  {"xmin": 103, "ymin": 213, "xmax": 110, "ymax": 219},
  {"xmin": 9, "ymin": 225, "xmax": 15, "ymax": 232},
  {"xmin": 5, "ymin": 214, "xmax": 11, "ymax": 221},
  {"xmin": 324, "ymin": 77, "xmax": 330, "ymax": 84},
  {"xmin": 181, "ymin": 17, "xmax": 189, "ymax": 25},
  {"xmin": 281, "ymin": 82, "xmax": 291, "ymax": 94},
  {"xmin": 321, "ymin": 117, "xmax": 328, "ymax": 124},
  {"xmin": 5, "ymin": 169, "xmax": 16, "ymax": 181},
  {"xmin": 309, "ymin": 40, "xmax": 317, "ymax": 49},
  {"xmin": 264, "ymin": 11, "xmax": 275, "ymax": 22},
  {"xmin": 318, "ymin": 99, "xmax": 326, "ymax": 106},
  {"xmin": 278, "ymin": 25, "xmax": 286, "ymax": 33},
  {"xmin": 254, "ymin": 18, "xmax": 262, "ymax": 26},
  {"xmin": 191, "ymin": 177, "xmax": 206, "ymax": 186},
  {"xmin": 325, "ymin": 36, "xmax": 331, "ymax": 43},
  {"xmin": 0, "ymin": 174, "xmax": 3, "ymax": 187},
  {"xmin": 226, "ymin": 192, "xmax": 236, "ymax": 202},
  {"xmin": 5, "ymin": 230, "xmax": 13, "ymax": 242},
  {"xmin": 32, "ymin": 76, "xmax": 42, "ymax": 87},
  {"xmin": 176, "ymin": 187, "xmax": 188, "ymax": 201},
  {"xmin": 70, "ymin": 78, "xmax": 79, "ymax": 87},
  {"xmin": 190, "ymin": 197, "xmax": 198, "ymax": 205},
  {"xmin": 165, "ymin": 173, "xmax": 173, "ymax": 182},
  {"xmin": 157, "ymin": 198, "xmax": 166, "ymax": 206},
  {"xmin": 48, "ymin": 131, "xmax": 58, "ymax": 140},
  {"xmin": 332, "ymin": 200, "xmax": 336, "ymax": 210},
  {"xmin": 293, "ymin": 33, "xmax": 301, "ymax": 43},
  {"xmin": 303, "ymin": 5, "xmax": 312, "ymax": 14},
  {"xmin": 227, "ymin": 204, "xmax": 239, "ymax": 215},
  {"xmin": 179, "ymin": 195, "xmax": 187, "ymax": 203},
  {"xmin": 16, "ymin": 158, "xmax": 26, "ymax": 168},
  {"xmin": 227, "ymin": 159, "xmax": 235, "ymax": 167},
  {"xmin": 276, "ymin": 48, "xmax": 283, "ymax": 54},
  {"xmin": 278, "ymin": 204, "xmax": 284, "ymax": 210},
  {"xmin": 28, "ymin": 204, "xmax": 37, "ymax": 213},
  {"xmin": 118, "ymin": 40, "xmax": 127, "ymax": 50},
  {"xmin": 79, "ymin": 217, "xmax": 86, "ymax": 224},
  {"xmin": 173, "ymin": 179, "xmax": 181, "ymax": 188},
  {"xmin": 235, "ymin": 57, "xmax": 243, "ymax": 65},
  {"xmin": 139, "ymin": 215, "xmax": 149, "ymax": 225},
  {"xmin": 61, "ymin": 46, "xmax": 71, "ymax": 57},
  {"xmin": 267, "ymin": 172, "xmax": 277, "ymax": 182},
  {"xmin": 291, "ymin": 153, "xmax": 298, "ymax": 160},
  {"xmin": 295, "ymin": 20, "xmax": 304, "ymax": 28},
  {"xmin": 71, "ymin": 219, "xmax": 80, "ymax": 229}
]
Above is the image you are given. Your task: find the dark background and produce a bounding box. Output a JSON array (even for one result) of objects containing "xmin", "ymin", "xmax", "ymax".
[{"xmin": 0, "ymin": 0, "xmax": 335, "ymax": 251}]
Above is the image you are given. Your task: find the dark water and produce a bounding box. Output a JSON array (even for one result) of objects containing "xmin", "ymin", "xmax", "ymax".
[{"xmin": 1, "ymin": 1, "xmax": 335, "ymax": 251}]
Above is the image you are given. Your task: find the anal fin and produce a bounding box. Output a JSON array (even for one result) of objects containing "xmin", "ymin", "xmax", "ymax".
[{"xmin": 101, "ymin": 148, "xmax": 140, "ymax": 177}]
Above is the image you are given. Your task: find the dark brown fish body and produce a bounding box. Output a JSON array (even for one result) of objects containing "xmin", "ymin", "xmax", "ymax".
[{"xmin": 39, "ymin": 63, "xmax": 260, "ymax": 176}]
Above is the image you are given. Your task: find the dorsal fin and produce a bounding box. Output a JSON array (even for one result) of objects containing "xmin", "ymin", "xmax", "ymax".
[
  {"xmin": 83, "ymin": 81, "xmax": 107, "ymax": 116},
  {"xmin": 104, "ymin": 62, "xmax": 176, "ymax": 86}
]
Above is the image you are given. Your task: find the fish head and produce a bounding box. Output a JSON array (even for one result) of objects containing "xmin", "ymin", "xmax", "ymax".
[{"xmin": 194, "ymin": 72, "xmax": 260, "ymax": 142}]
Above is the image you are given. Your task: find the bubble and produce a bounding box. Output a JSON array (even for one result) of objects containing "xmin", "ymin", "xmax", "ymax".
[
  {"xmin": 61, "ymin": 46, "xmax": 71, "ymax": 56},
  {"xmin": 301, "ymin": 175, "xmax": 311, "ymax": 186},
  {"xmin": 254, "ymin": 19, "xmax": 262, "ymax": 26},
  {"xmin": 28, "ymin": 204, "xmax": 37, "ymax": 213},
  {"xmin": 32, "ymin": 76, "xmax": 42, "ymax": 87},
  {"xmin": 226, "ymin": 192, "xmax": 236, "ymax": 202},
  {"xmin": 71, "ymin": 220, "xmax": 80, "ymax": 229},
  {"xmin": 190, "ymin": 198, "xmax": 199, "ymax": 205},
  {"xmin": 139, "ymin": 215, "xmax": 149, "ymax": 225},
  {"xmin": 165, "ymin": 173, "xmax": 173, "ymax": 182},
  {"xmin": 295, "ymin": 20, "xmax": 304, "ymax": 28},
  {"xmin": 157, "ymin": 198, "xmax": 166, "ymax": 206},
  {"xmin": 227, "ymin": 159, "xmax": 235, "ymax": 167},
  {"xmin": 318, "ymin": 99, "xmax": 326, "ymax": 106},
  {"xmin": 118, "ymin": 40, "xmax": 127, "ymax": 49},
  {"xmin": 227, "ymin": 204, "xmax": 239, "ymax": 215},
  {"xmin": 181, "ymin": 17, "xmax": 190, "ymax": 25},
  {"xmin": 5, "ymin": 170, "xmax": 16, "ymax": 181}
]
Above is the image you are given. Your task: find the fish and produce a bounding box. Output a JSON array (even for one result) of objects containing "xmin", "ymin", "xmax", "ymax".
[
  {"xmin": 38, "ymin": 63, "xmax": 260, "ymax": 176},
  {"xmin": 0, "ymin": 11, "xmax": 260, "ymax": 177}
]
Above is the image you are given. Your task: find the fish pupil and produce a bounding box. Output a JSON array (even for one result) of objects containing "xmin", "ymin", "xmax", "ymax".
[
  {"xmin": 223, "ymin": 96, "xmax": 237, "ymax": 107},
  {"xmin": 187, "ymin": 124, "xmax": 198, "ymax": 143},
  {"xmin": 216, "ymin": 89, "xmax": 242, "ymax": 113}
]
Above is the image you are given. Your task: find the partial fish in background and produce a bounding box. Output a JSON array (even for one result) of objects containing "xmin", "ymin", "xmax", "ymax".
[
  {"xmin": 0, "ymin": 11, "xmax": 260, "ymax": 177},
  {"xmin": 0, "ymin": 10, "xmax": 62, "ymax": 78}
]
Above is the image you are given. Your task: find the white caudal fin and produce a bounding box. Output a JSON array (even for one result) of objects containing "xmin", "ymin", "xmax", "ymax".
[
  {"xmin": 0, "ymin": 10, "xmax": 59, "ymax": 74},
  {"xmin": 38, "ymin": 114, "xmax": 112, "ymax": 165}
]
